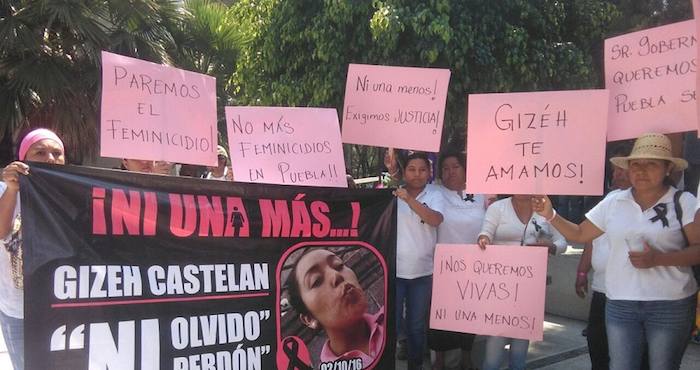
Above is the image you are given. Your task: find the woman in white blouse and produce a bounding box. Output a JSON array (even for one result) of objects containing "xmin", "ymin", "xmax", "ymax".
[
  {"xmin": 533, "ymin": 133, "xmax": 699, "ymax": 370},
  {"xmin": 394, "ymin": 152, "xmax": 444, "ymax": 370},
  {"xmin": 429, "ymin": 151, "xmax": 487, "ymax": 370},
  {"xmin": 477, "ymin": 194, "xmax": 566, "ymax": 370}
]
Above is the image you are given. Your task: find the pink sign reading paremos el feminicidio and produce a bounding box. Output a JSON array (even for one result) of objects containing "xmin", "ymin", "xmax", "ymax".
[
  {"xmin": 465, "ymin": 90, "xmax": 608, "ymax": 196},
  {"xmin": 225, "ymin": 107, "xmax": 348, "ymax": 187},
  {"xmin": 341, "ymin": 64, "xmax": 451, "ymax": 152},
  {"xmin": 430, "ymin": 244, "xmax": 548, "ymax": 342},
  {"xmin": 605, "ymin": 20, "xmax": 697, "ymax": 141},
  {"xmin": 100, "ymin": 51, "xmax": 217, "ymax": 166}
]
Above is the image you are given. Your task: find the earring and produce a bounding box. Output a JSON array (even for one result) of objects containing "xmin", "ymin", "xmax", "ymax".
[{"xmin": 309, "ymin": 321, "xmax": 318, "ymax": 329}]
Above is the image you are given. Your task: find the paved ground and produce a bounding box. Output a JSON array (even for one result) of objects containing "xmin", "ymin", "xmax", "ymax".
[
  {"xmin": 1, "ymin": 314, "xmax": 698, "ymax": 369},
  {"xmin": 395, "ymin": 313, "xmax": 700, "ymax": 370}
]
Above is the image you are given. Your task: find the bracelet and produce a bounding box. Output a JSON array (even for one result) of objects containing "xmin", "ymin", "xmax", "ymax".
[
  {"xmin": 577, "ymin": 271, "xmax": 587, "ymax": 277},
  {"xmin": 546, "ymin": 209, "xmax": 557, "ymax": 223}
]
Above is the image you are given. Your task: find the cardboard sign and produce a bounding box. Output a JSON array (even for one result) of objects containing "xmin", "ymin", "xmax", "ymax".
[
  {"xmin": 225, "ymin": 107, "xmax": 348, "ymax": 187},
  {"xmin": 695, "ymin": 1, "xmax": 700, "ymax": 136},
  {"xmin": 604, "ymin": 20, "xmax": 697, "ymax": 141},
  {"xmin": 430, "ymin": 244, "xmax": 548, "ymax": 342},
  {"xmin": 341, "ymin": 64, "xmax": 451, "ymax": 152},
  {"xmin": 100, "ymin": 51, "xmax": 218, "ymax": 166},
  {"xmin": 465, "ymin": 90, "xmax": 608, "ymax": 196}
]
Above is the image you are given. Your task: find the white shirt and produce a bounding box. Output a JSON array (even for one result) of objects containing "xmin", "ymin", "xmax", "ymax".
[
  {"xmin": 396, "ymin": 184, "xmax": 445, "ymax": 279},
  {"xmin": 479, "ymin": 197, "xmax": 567, "ymax": 253},
  {"xmin": 590, "ymin": 235, "xmax": 610, "ymax": 293},
  {"xmin": 0, "ymin": 182, "xmax": 23, "ymax": 318},
  {"xmin": 206, "ymin": 166, "xmax": 229, "ymax": 181},
  {"xmin": 586, "ymin": 187, "xmax": 698, "ymax": 300},
  {"xmin": 436, "ymin": 185, "xmax": 486, "ymax": 244},
  {"xmin": 589, "ymin": 190, "xmax": 626, "ymax": 294}
]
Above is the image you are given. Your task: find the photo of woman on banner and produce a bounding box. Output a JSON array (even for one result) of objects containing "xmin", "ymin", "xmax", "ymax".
[{"xmin": 280, "ymin": 246, "xmax": 386, "ymax": 369}]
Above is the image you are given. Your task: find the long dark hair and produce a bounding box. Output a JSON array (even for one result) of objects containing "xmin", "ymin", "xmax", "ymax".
[{"xmin": 286, "ymin": 250, "xmax": 312, "ymax": 316}]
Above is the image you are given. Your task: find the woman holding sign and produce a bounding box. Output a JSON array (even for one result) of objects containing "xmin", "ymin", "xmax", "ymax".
[
  {"xmin": 394, "ymin": 152, "xmax": 444, "ymax": 370},
  {"xmin": 0, "ymin": 128, "xmax": 67, "ymax": 370},
  {"xmin": 477, "ymin": 193, "xmax": 566, "ymax": 370},
  {"xmin": 429, "ymin": 150, "xmax": 487, "ymax": 370},
  {"xmin": 532, "ymin": 133, "xmax": 699, "ymax": 370}
]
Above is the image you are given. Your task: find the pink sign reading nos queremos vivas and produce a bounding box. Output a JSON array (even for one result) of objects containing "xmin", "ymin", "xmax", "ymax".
[
  {"xmin": 225, "ymin": 106, "xmax": 348, "ymax": 188},
  {"xmin": 430, "ymin": 244, "xmax": 549, "ymax": 342},
  {"xmin": 466, "ymin": 90, "xmax": 608, "ymax": 196},
  {"xmin": 604, "ymin": 20, "xmax": 697, "ymax": 141},
  {"xmin": 100, "ymin": 51, "xmax": 218, "ymax": 166},
  {"xmin": 341, "ymin": 64, "xmax": 451, "ymax": 152}
]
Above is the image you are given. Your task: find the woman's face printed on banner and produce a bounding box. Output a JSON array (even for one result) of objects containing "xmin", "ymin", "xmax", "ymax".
[{"xmin": 295, "ymin": 249, "xmax": 368, "ymax": 331}]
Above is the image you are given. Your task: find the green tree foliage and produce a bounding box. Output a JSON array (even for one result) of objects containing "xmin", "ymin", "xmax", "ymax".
[
  {"xmin": 0, "ymin": 0, "xmax": 180, "ymax": 162},
  {"xmin": 166, "ymin": 0, "xmax": 249, "ymax": 135},
  {"xmin": 607, "ymin": 0, "xmax": 692, "ymax": 35},
  {"xmin": 231, "ymin": 0, "xmax": 621, "ymax": 177}
]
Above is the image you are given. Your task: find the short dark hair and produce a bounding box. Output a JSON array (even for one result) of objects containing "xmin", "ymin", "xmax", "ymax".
[
  {"xmin": 405, "ymin": 151, "xmax": 431, "ymax": 169},
  {"xmin": 437, "ymin": 151, "xmax": 466, "ymax": 180}
]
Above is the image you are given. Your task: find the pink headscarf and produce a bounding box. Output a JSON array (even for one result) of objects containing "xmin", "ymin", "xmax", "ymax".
[{"xmin": 18, "ymin": 128, "xmax": 64, "ymax": 161}]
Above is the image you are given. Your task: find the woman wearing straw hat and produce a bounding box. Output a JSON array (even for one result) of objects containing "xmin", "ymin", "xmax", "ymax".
[
  {"xmin": 0, "ymin": 128, "xmax": 67, "ymax": 370},
  {"xmin": 532, "ymin": 133, "xmax": 699, "ymax": 370}
]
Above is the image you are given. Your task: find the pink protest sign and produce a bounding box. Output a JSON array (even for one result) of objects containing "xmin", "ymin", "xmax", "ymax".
[
  {"xmin": 100, "ymin": 51, "xmax": 217, "ymax": 166},
  {"xmin": 430, "ymin": 244, "xmax": 548, "ymax": 342},
  {"xmin": 225, "ymin": 107, "xmax": 348, "ymax": 187},
  {"xmin": 695, "ymin": 1, "xmax": 700, "ymax": 136},
  {"xmin": 465, "ymin": 90, "xmax": 608, "ymax": 196},
  {"xmin": 604, "ymin": 20, "xmax": 697, "ymax": 141},
  {"xmin": 341, "ymin": 64, "xmax": 451, "ymax": 152}
]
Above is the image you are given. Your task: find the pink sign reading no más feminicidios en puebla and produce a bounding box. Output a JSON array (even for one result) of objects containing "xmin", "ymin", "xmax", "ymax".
[
  {"xmin": 605, "ymin": 20, "xmax": 697, "ymax": 141},
  {"xmin": 225, "ymin": 106, "xmax": 348, "ymax": 188},
  {"xmin": 100, "ymin": 51, "xmax": 218, "ymax": 166},
  {"xmin": 430, "ymin": 244, "xmax": 549, "ymax": 342},
  {"xmin": 341, "ymin": 63, "xmax": 451, "ymax": 152},
  {"xmin": 465, "ymin": 90, "xmax": 609, "ymax": 196}
]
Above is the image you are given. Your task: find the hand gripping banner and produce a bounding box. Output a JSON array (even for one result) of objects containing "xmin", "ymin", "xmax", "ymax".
[{"xmin": 19, "ymin": 164, "xmax": 396, "ymax": 370}]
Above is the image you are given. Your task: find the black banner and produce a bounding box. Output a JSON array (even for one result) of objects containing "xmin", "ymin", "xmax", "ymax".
[{"xmin": 20, "ymin": 164, "xmax": 396, "ymax": 370}]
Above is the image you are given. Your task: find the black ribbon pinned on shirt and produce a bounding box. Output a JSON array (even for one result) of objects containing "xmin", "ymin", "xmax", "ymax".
[
  {"xmin": 463, "ymin": 193, "xmax": 475, "ymax": 202},
  {"xmin": 531, "ymin": 219, "xmax": 542, "ymax": 232},
  {"xmin": 282, "ymin": 337, "xmax": 312, "ymax": 370},
  {"xmin": 649, "ymin": 203, "xmax": 669, "ymax": 228}
]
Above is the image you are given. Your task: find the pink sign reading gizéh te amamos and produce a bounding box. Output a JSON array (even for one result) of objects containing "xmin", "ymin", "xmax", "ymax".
[
  {"xmin": 225, "ymin": 106, "xmax": 348, "ymax": 188},
  {"xmin": 465, "ymin": 90, "xmax": 608, "ymax": 196},
  {"xmin": 430, "ymin": 244, "xmax": 548, "ymax": 342},
  {"xmin": 604, "ymin": 20, "xmax": 697, "ymax": 141},
  {"xmin": 341, "ymin": 64, "xmax": 451, "ymax": 152},
  {"xmin": 100, "ymin": 51, "xmax": 218, "ymax": 166}
]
